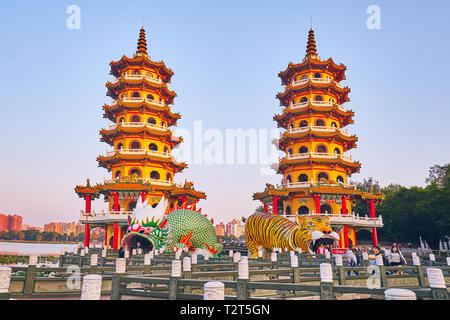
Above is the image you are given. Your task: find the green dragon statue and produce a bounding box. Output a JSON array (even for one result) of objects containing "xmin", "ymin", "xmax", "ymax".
[{"xmin": 121, "ymin": 197, "xmax": 223, "ymax": 256}]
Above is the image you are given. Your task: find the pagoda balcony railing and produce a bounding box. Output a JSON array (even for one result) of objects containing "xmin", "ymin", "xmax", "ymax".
[
  {"xmin": 121, "ymin": 97, "xmax": 165, "ymax": 107},
  {"xmin": 290, "ymin": 77, "xmax": 344, "ymax": 88},
  {"xmin": 288, "ymin": 101, "xmax": 345, "ymax": 111},
  {"xmin": 103, "ymin": 177, "xmax": 174, "ymax": 187},
  {"xmin": 287, "ymin": 126, "xmax": 350, "ymax": 136},
  {"xmin": 115, "ymin": 74, "xmax": 163, "ymax": 85},
  {"xmin": 105, "ymin": 149, "xmax": 171, "ymax": 158},
  {"xmin": 282, "ymin": 181, "xmax": 357, "ymax": 189},
  {"xmin": 284, "ymin": 213, "xmax": 383, "ymax": 228},
  {"xmin": 286, "ymin": 152, "xmax": 353, "ymax": 162},
  {"xmin": 80, "ymin": 210, "xmax": 132, "ymax": 224},
  {"xmin": 107, "ymin": 122, "xmax": 169, "ymax": 132}
]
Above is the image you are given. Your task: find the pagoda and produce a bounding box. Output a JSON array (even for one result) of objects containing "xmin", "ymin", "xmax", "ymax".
[
  {"xmin": 75, "ymin": 27, "xmax": 206, "ymax": 250},
  {"xmin": 253, "ymin": 29, "xmax": 384, "ymax": 250}
]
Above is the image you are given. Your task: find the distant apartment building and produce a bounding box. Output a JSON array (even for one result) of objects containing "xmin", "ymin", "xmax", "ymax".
[
  {"xmin": 222, "ymin": 219, "xmax": 245, "ymax": 238},
  {"xmin": 43, "ymin": 222, "xmax": 85, "ymax": 235},
  {"xmin": 214, "ymin": 222, "xmax": 225, "ymax": 237},
  {"xmin": 0, "ymin": 214, "xmax": 23, "ymax": 232}
]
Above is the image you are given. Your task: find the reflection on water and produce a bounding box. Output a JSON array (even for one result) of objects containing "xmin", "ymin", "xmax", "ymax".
[{"xmin": 0, "ymin": 242, "xmax": 78, "ymax": 256}]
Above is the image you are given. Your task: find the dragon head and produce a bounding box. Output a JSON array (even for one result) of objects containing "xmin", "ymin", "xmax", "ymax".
[
  {"xmin": 293, "ymin": 216, "xmax": 340, "ymax": 254},
  {"xmin": 121, "ymin": 197, "xmax": 170, "ymax": 252}
]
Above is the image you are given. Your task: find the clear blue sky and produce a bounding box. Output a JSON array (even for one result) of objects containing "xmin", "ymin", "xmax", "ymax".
[{"xmin": 0, "ymin": 0, "xmax": 449, "ymax": 227}]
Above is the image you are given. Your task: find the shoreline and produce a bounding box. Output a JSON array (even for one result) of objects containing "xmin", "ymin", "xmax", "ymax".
[{"xmin": 0, "ymin": 239, "xmax": 79, "ymax": 244}]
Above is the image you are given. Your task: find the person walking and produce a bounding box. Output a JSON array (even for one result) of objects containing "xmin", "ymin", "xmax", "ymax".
[{"xmin": 346, "ymin": 245, "xmax": 359, "ymax": 276}]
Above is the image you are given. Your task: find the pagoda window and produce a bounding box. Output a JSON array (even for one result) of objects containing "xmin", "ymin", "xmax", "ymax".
[
  {"xmin": 130, "ymin": 141, "xmax": 141, "ymax": 149},
  {"xmin": 315, "ymin": 119, "xmax": 325, "ymax": 126},
  {"xmin": 320, "ymin": 204, "xmax": 332, "ymax": 214},
  {"xmin": 146, "ymin": 72, "xmax": 153, "ymax": 78},
  {"xmin": 291, "ymin": 99, "xmax": 295, "ymax": 105},
  {"xmin": 146, "ymin": 94, "xmax": 155, "ymax": 100},
  {"xmin": 334, "ymin": 148, "xmax": 341, "ymax": 154},
  {"xmin": 129, "ymin": 168, "xmax": 141, "ymax": 177},
  {"xmin": 331, "ymin": 122, "xmax": 338, "ymax": 128},
  {"xmin": 317, "ymin": 172, "xmax": 329, "ymax": 181},
  {"xmin": 314, "ymin": 73, "xmax": 322, "ymax": 78},
  {"xmin": 299, "ymin": 146, "xmax": 308, "ymax": 153},
  {"xmin": 131, "ymin": 115, "xmax": 141, "ymax": 122},
  {"xmin": 150, "ymin": 171, "xmax": 160, "ymax": 180},
  {"xmin": 329, "ymin": 98, "xmax": 335, "ymax": 104},
  {"xmin": 149, "ymin": 143, "xmax": 158, "ymax": 151},
  {"xmin": 300, "ymin": 97, "xmax": 308, "ymax": 103},
  {"xmin": 316, "ymin": 144, "xmax": 327, "ymax": 153},
  {"xmin": 132, "ymin": 92, "xmax": 140, "ymax": 98},
  {"xmin": 115, "ymin": 171, "xmax": 122, "ymax": 179},
  {"xmin": 315, "ymin": 95, "xmax": 323, "ymax": 101},
  {"xmin": 301, "ymin": 74, "xmax": 308, "ymax": 80},
  {"xmin": 285, "ymin": 206, "xmax": 292, "ymax": 215},
  {"xmin": 289, "ymin": 123, "xmax": 294, "ymax": 130},
  {"xmin": 287, "ymin": 148, "xmax": 293, "ymax": 155},
  {"xmin": 336, "ymin": 175, "xmax": 344, "ymax": 183},
  {"xmin": 119, "ymin": 117, "xmax": 125, "ymax": 123},
  {"xmin": 133, "ymin": 70, "xmax": 141, "ymax": 75},
  {"xmin": 164, "ymin": 146, "xmax": 169, "ymax": 153},
  {"xmin": 300, "ymin": 120, "xmax": 308, "ymax": 127},
  {"xmin": 117, "ymin": 143, "xmax": 123, "ymax": 150},
  {"xmin": 161, "ymin": 121, "xmax": 166, "ymax": 127},
  {"xmin": 121, "ymin": 94, "xmax": 126, "ymax": 99},
  {"xmin": 147, "ymin": 117, "xmax": 156, "ymax": 125},
  {"xmin": 299, "ymin": 174, "xmax": 308, "ymax": 182},
  {"xmin": 286, "ymin": 175, "xmax": 292, "ymax": 183},
  {"xmin": 298, "ymin": 206, "xmax": 309, "ymax": 214},
  {"xmin": 166, "ymin": 173, "xmax": 172, "ymax": 181}
]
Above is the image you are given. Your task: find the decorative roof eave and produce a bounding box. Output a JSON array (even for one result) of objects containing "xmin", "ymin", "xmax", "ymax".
[
  {"xmin": 252, "ymin": 183, "xmax": 290, "ymax": 200},
  {"xmin": 105, "ymin": 80, "xmax": 177, "ymax": 103},
  {"xmin": 110, "ymin": 55, "xmax": 174, "ymax": 83},
  {"xmin": 279, "ymin": 58, "xmax": 347, "ymax": 85},
  {"xmin": 276, "ymin": 84, "xmax": 351, "ymax": 106},
  {"xmin": 74, "ymin": 179, "xmax": 101, "ymax": 198},
  {"xmin": 96, "ymin": 155, "xmax": 188, "ymax": 173},
  {"xmin": 273, "ymin": 107, "xmax": 355, "ymax": 128},
  {"xmin": 359, "ymin": 192, "xmax": 385, "ymax": 201},
  {"xmin": 169, "ymin": 188, "xmax": 207, "ymax": 200},
  {"xmin": 277, "ymin": 158, "xmax": 361, "ymax": 175},
  {"xmin": 99, "ymin": 130, "xmax": 183, "ymax": 148},
  {"xmin": 278, "ymin": 131, "xmax": 358, "ymax": 151},
  {"xmin": 102, "ymin": 102, "xmax": 181, "ymax": 125}
]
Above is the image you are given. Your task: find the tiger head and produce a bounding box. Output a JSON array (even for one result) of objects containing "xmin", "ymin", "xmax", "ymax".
[{"xmin": 292, "ymin": 216, "xmax": 340, "ymax": 254}]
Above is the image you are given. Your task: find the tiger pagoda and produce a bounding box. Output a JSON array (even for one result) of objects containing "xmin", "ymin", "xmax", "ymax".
[
  {"xmin": 253, "ymin": 29, "xmax": 385, "ymax": 251},
  {"xmin": 75, "ymin": 27, "xmax": 206, "ymax": 250}
]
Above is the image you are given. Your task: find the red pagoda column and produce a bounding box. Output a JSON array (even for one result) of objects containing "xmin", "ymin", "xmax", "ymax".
[
  {"xmin": 104, "ymin": 227, "xmax": 108, "ymax": 246},
  {"xmin": 272, "ymin": 197, "xmax": 280, "ymax": 215},
  {"xmin": 369, "ymin": 200, "xmax": 379, "ymax": 247},
  {"xmin": 141, "ymin": 192, "xmax": 146, "ymax": 203},
  {"xmin": 263, "ymin": 201, "xmax": 268, "ymax": 213},
  {"xmin": 341, "ymin": 196, "xmax": 349, "ymax": 248},
  {"xmin": 84, "ymin": 223, "xmax": 90, "ymax": 248},
  {"xmin": 84, "ymin": 195, "xmax": 92, "ymax": 214},
  {"xmin": 313, "ymin": 194, "xmax": 321, "ymax": 214},
  {"xmin": 113, "ymin": 222, "xmax": 118, "ymax": 250},
  {"xmin": 113, "ymin": 192, "xmax": 119, "ymax": 212}
]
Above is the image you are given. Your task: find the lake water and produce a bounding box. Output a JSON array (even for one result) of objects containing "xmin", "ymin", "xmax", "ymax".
[{"xmin": 0, "ymin": 242, "xmax": 78, "ymax": 256}]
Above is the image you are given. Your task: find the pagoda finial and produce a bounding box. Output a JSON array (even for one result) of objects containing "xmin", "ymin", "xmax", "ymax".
[
  {"xmin": 305, "ymin": 28, "xmax": 317, "ymax": 58},
  {"xmin": 136, "ymin": 26, "xmax": 148, "ymax": 56}
]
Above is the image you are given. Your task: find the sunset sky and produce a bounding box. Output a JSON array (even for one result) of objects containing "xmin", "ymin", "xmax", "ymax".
[{"xmin": 0, "ymin": 0, "xmax": 449, "ymax": 227}]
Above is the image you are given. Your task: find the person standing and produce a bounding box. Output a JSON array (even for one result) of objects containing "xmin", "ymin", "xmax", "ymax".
[
  {"xmin": 387, "ymin": 245, "xmax": 406, "ymax": 274},
  {"xmin": 346, "ymin": 245, "xmax": 359, "ymax": 276}
]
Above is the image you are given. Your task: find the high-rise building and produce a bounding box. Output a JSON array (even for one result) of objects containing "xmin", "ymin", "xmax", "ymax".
[{"xmin": 7, "ymin": 214, "xmax": 22, "ymax": 232}]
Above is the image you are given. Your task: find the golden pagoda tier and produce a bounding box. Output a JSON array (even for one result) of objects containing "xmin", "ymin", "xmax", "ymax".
[
  {"xmin": 253, "ymin": 29, "xmax": 384, "ymax": 251},
  {"xmin": 75, "ymin": 27, "xmax": 206, "ymax": 250}
]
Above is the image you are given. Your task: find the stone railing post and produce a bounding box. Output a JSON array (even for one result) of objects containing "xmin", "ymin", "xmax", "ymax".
[
  {"xmin": 0, "ymin": 266, "xmax": 12, "ymax": 300},
  {"xmin": 334, "ymin": 255, "xmax": 346, "ymax": 285},
  {"xmin": 319, "ymin": 263, "xmax": 333, "ymax": 300},
  {"xmin": 204, "ymin": 281, "xmax": 225, "ymax": 300},
  {"xmin": 427, "ymin": 268, "xmax": 449, "ymax": 300},
  {"xmin": 376, "ymin": 255, "xmax": 388, "ymax": 287},
  {"xmin": 59, "ymin": 250, "xmax": 65, "ymax": 268},
  {"xmin": 24, "ymin": 255, "xmax": 38, "ymax": 298},
  {"xmin": 144, "ymin": 253, "xmax": 152, "ymax": 274},
  {"xmin": 89, "ymin": 254, "xmax": 98, "ymax": 274},
  {"xmin": 110, "ymin": 258, "xmax": 127, "ymax": 300},
  {"xmin": 237, "ymin": 258, "xmax": 249, "ymax": 300},
  {"xmin": 81, "ymin": 274, "xmax": 102, "ymax": 300},
  {"xmin": 183, "ymin": 257, "xmax": 192, "ymax": 294},
  {"xmin": 384, "ymin": 288, "xmax": 417, "ymax": 300},
  {"xmin": 191, "ymin": 254, "xmax": 198, "ymax": 273},
  {"xmin": 429, "ymin": 253, "xmax": 435, "ymax": 266},
  {"xmin": 233, "ymin": 252, "xmax": 241, "ymax": 274},
  {"xmin": 169, "ymin": 260, "xmax": 182, "ymax": 300},
  {"xmin": 271, "ymin": 252, "xmax": 278, "ymax": 269}
]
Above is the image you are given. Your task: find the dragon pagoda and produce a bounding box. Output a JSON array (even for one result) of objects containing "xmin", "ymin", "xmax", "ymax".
[{"xmin": 75, "ymin": 27, "xmax": 206, "ymax": 250}]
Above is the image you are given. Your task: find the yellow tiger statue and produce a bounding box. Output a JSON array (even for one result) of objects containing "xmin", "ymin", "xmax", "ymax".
[{"xmin": 244, "ymin": 212, "xmax": 340, "ymax": 258}]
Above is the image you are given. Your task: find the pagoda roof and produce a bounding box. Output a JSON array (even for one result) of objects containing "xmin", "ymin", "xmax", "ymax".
[
  {"xmin": 278, "ymin": 130, "xmax": 358, "ymax": 152},
  {"xmin": 102, "ymin": 101, "xmax": 181, "ymax": 125},
  {"xmin": 252, "ymin": 184, "xmax": 290, "ymax": 200},
  {"xmin": 277, "ymin": 82, "xmax": 350, "ymax": 106},
  {"xmin": 99, "ymin": 126, "xmax": 183, "ymax": 148},
  {"xmin": 277, "ymin": 157, "xmax": 361, "ymax": 175},
  {"xmin": 168, "ymin": 181, "xmax": 207, "ymax": 200},
  {"xmin": 274, "ymin": 105, "xmax": 355, "ymax": 128},
  {"xmin": 106, "ymin": 79, "xmax": 177, "ymax": 104},
  {"xmin": 279, "ymin": 58, "xmax": 347, "ymax": 85},
  {"xmin": 110, "ymin": 55, "xmax": 174, "ymax": 83},
  {"xmin": 74, "ymin": 180, "xmax": 101, "ymax": 198},
  {"xmin": 97, "ymin": 153, "xmax": 187, "ymax": 173}
]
